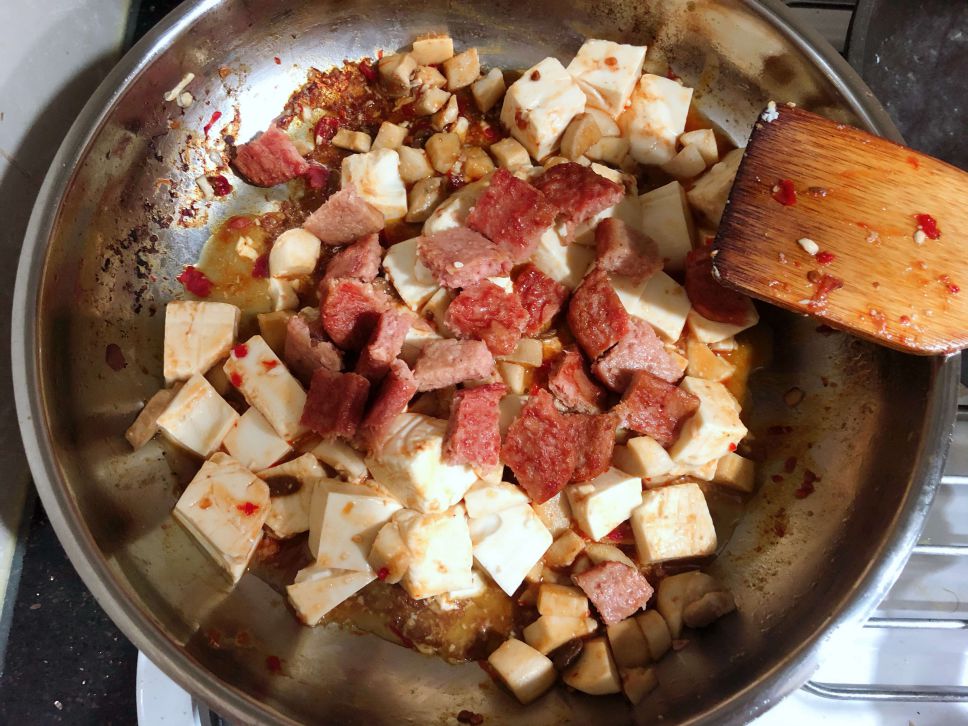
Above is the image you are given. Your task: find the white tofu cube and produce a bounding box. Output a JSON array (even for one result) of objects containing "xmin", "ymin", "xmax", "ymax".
[
  {"xmin": 469, "ymin": 503, "xmax": 552, "ymax": 596},
  {"xmin": 496, "ymin": 360, "xmax": 527, "ymax": 395},
  {"xmin": 566, "ymin": 468, "xmax": 643, "ymax": 541},
  {"xmin": 394, "ymin": 505, "xmax": 474, "ymax": 599},
  {"xmin": 631, "ymin": 482, "xmax": 716, "ymax": 564},
  {"xmin": 173, "ymin": 453, "xmax": 268, "ymax": 582},
  {"xmin": 223, "ymin": 336, "xmax": 307, "ymax": 441},
  {"xmin": 669, "ymin": 377, "xmax": 747, "ymax": 466},
  {"xmin": 397, "ymin": 145, "xmax": 435, "ymax": 184},
  {"xmin": 611, "ymin": 270, "xmax": 691, "ymax": 341},
  {"xmin": 259, "ymin": 453, "xmax": 325, "ymax": 539},
  {"xmin": 126, "ymin": 387, "xmax": 179, "ymax": 450},
  {"xmin": 157, "ymin": 374, "xmax": 239, "ymax": 457},
  {"xmin": 714, "ymin": 452, "xmax": 755, "ymax": 493},
  {"xmin": 307, "ymin": 437, "xmax": 369, "ymax": 483},
  {"xmin": 222, "ymin": 407, "xmax": 291, "ymax": 471},
  {"xmin": 364, "ymin": 413, "xmax": 478, "ymax": 513},
  {"xmin": 686, "ymin": 147, "xmax": 743, "ymax": 226},
  {"xmin": 679, "ymin": 128, "xmax": 719, "ymax": 165},
  {"xmin": 314, "ymin": 487, "xmax": 402, "ymax": 572},
  {"xmin": 638, "ymin": 181, "xmax": 696, "ymax": 272},
  {"xmin": 618, "ymin": 74, "xmax": 693, "ymax": 166},
  {"xmin": 382, "ymin": 237, "xmax": 439, "ymax": 311},
  {"xmin": 163, "ymin": 301, "xmax": 240, "ymax": 384},
  {"xmin": 410, "ymin": 34, "xmax": 454, "ymax": 65},
  {"xmin": 268, "ymin": 278, "xmax": 299, "ymax": 311},
  {"xmin": 500, "ymin": 57, "xmax": 586, "ymax": 161},
  {"xmin": 612, "ymin": 436, "xmax": 674, "ymax": 479},
  {"xmin": 537, "ymin": 584, "xmax": 589, "ymax": 618},
  {"xmin": 367, "ymin": 519, "xmax": 410, "ymax": 583},
  {"xmin": 531, "ymin": 490, "xmax": 573, "ymax": 536},
  {"xmin": 607, "ymin": 617, "xmax": 650, "ymax": 668},
  {"xmin": 286, "ymin": 565, "xmax": 376, "ymax": 625},
  {"xmin": 498, "ymin": 393, "xmax": 528, "ymax": 438},
  {"xmin": 498, "ymin": 338, "xmax": 543, "ymax": 367},
  {"xmin": 562, "ymin": 636, "xmax": 622, "ymax": 695},
  {"xmin": 487, "ymin": 639, "xmax": 557, "ymax": 705},
  {"xmin": 436, "ymin": 570, "xmax": 488, "ymax": 610},
  {"xmin": 566, "ymin": 40, "xmax": 647, "ymax": 118},
  {"xmin": 331, "ymin": 128, "xmax": 372, "ymax": 153},
  {"xmin": 489, "ymin": 137, "xmax": 531, "ymax": 170},
  {"xmin": 341, "ymin": 148, "xmax": 408, "ymax": 220},
  {"xmin": 307, "ymin": 478, "xmax": 382, "ymax": 557},
  {"xmin": 523, "ymin": 614, "xmax": 598, "ymax": 654},
  {"xmin": 372, "ymin": 121, "xmax": 407, "ymax": 150},
  {"xmin": 463, "ymin": 480, "xmax": 530, "ymax": 518},
  {"xmin": 268, "ymin": 228, "xmax": 321, "ymax": 279},
  {"xmin": 686, "ymin": 305, "xmax": 759, "ymax": 344},
  {"xmin": 472, "ymin": 67, "xmax": 506, "ymax": 113},
  {"xmin": 685, "ymin": 336, "xmax": 735, "ymax": 382},
  {"xmin": 532, "ymin": 227, "xmax": 594, "ymax": 290},
  {"xmin": 421, "ymin": 177, "xmax": 489, "ymax": 236},
  {"xmin": 662, "ymin": 144, "xmax": 707, "ymax": 179},
  {"xmin": 542, "ymin": 529, "xmax": 585, "ymax": 567}
]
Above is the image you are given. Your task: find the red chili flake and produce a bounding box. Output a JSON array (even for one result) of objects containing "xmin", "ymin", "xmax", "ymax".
[
  {"xmin": 447, "ymin": 169, "xmax": 467, "ymax": 191},
  {"xmin": 273, "ymin": 56, "xmax": 281, "ymax": 65},
  {"xmin": 771, "ymin": 474, "xmax": 784, "ymax": 483},
  {"xmin": 227, "ymin": 215, "xmax": 251, "ymax": 230},
  {"xmin": 230, "ymin": 372, "xmax": 243, "ymax": 387},
  {"xmin": 265, "ymin": 655, "xmax": 282, "ymax": 673},
  {"xmin": 604, "ymin": 56, "xmax": 618, "ymax": 67},
  {"xmin": 906, "ymin": 155, "xmax": 920, "ymax": 170},
  {"xmin": 482, "ymin": 124, "xmax": 500, "ymax": 143},
  {"xmin": 899, "ymin": 315, "xmax": 912, "ymax": 325},
  {"xmin": 376, "ymin": 49, "xmax": 384, "ymax": 60},
  {"xmin": 234, "ymin": 630, "xmax": 252, "ymax": 647},
  {"xmin": 666, "ymin": 68, "xmax": 681, "ymax": 81},
  {"xmin": 177, "ymin": 266, "xmax": 212, "ymax": 297},
  {"xmin": 704, "ymin": 236, "xmax": 715, "ymax": 246},
  {"xmin": 359, "ymin": 60, "xmax": 377, "ymax": 83},
  {"xmin": 783, "ymin": 456, "xmax": 797, "ymax": 473},
  {"xmin": 772, "ymin": 178, "xmax": 797, "ymax": 206},
  {"xmin": 457, "ymin": 711, "xmax": 484, "ymax": 725},
  {"xmin": 251, "ymin": 253, "xmax": 269, "ymax": 278},
  {"xmin": 939, "ymin": 275, "xmax": 960, "ymax": 294},
  {"xmin": 728, "ymin": 442, "xmax": 737, "ymax": 452},
  {"xmin": 376, "ymin": 566, "xmax": 390, "ymax": 581},
  {"xmin": 261, "ymin": 359, "xmax": 279, "ymax": 371},
  {"xmin": 815, "ymin": 251, "xmax": 835, "ymax": 265},
  {"xmin": 233, "ymin": 343, "xmax": 248, "ymax": 358},
  {"xmin": 809, "ymin": 273, "xmax": 844, "ymax": 308},
  {"xmin": 237, "ymin": 501, "xmax": 260, "ymax": 516},
  {"xmin": 198, "ymin": 497, "xmax": 212, "ymax": 509},
  {"xmin": 205, "ymin": 628, "xmax": 222, "ymax": 649},
  {"xmin": 202, "ymin": 110, "xmax": 222, "ymax": 137},
  {"xmin": 314, "ymin": 116, "xmax": 339, "ymax": 144},
  {"xmin": 514, "ymin": 109, "xmax": 528, "ymax": 130},
  {"xmin": 305, "ymin": 162, "xmax": 329, "ymax": 190},
  {"xmin": 794, "ymin": 469, "xmax": 819, "ymax": 499},
  {"xmin": 387, "ymin": 623, "xmax": 415, "ymax": 649},
  {"xmin": 530, "ymin": 70, "xmax": 541, "ymax": 81},
  {"xmin": 602, "ymin": 521, "xmax": 633, "ymax": 542},
  {"xmin": 915, "ymin": 213, "xmax": 940, "ymax": 239},
  {"xmin": 207, "ymin": 174, "xmax": 233, "ymax": 196},
  {"xmin": 105, "ymin": 343, "xmax": 126, "ymax": 371}
]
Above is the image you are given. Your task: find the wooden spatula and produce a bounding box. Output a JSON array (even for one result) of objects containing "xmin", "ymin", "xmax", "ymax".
[{"xmin": 712, "ymin": 104, "xmax": 967, "ymax": 355}]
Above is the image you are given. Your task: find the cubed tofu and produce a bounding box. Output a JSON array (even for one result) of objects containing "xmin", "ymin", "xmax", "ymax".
[
  {"xmin": 173, "ymin": 452, "xmax": 269, "ymax": 582},
  {"xmin": 622, "ymin": 666, "xmax": 658, "ymax": 704},
  {"xmin": 443, "ymin": 47, "xmax": 479, "ymax": 90},
  {"xmin": 531, "ymin": 490, "xmax": 573, "ymax": 536},
  {"xmin": 394, "ymin": 505, "xmax": 474, "ymax": 599},
  {"xmin": 286, "ymin": 565, "xmax": 376, "ymax": 625},
  {"xmin": 562, "ymin": 637, "xmax": 621, "ymax": 695},
  {"xmin": 523, "ymin": 614, "xmax": 598, "ymax": 654},
  {"xmin": 367, "ymin": 519, "xmax": 410, "ymax": 583},
  {"xmin": 585, "ymin": 107, "xmax": 621, "ymax": 137},
  {"xmin": 341, "ymin": 148, "xmax": 408, "ymax": 220},
  {"xmin": 686, "ymin": 305, "xmax": 759, "ymax": 344},
  {"xmin": 584, "ymin": 542, "xmax": 636, "ymax": 568},
  {"xmin": 437, "ymin": 569, "xmax": 488, "ymax": 609},
  {"xmin": 411, "ymin": 33, "xmax": 454, "ymax": 65},
  {"xmin": 260, "ymin": 453, "xmax": 324, "ymax": 539},
  {"xmin": 566, "ymin": 39, "xmax": 647, "ymax": 118},
  {"xmin": 543, "ymin": 529, "xmax": 585, "ymax": 567},
  {"xmin": 377, "ymin": 53, "xmax": 417, "ymax": 97},
  {"xmin": 537, "ymin": 584, "xmax": 589, "ymax": 618},
  {"xmin": 560, "ymin": 112, "xmax": 602, "ymax": 161},
  {"xmin": 638, "ymin": 181, "xmax": 695, "ymax": 272},
  {"xmin": 679, "ymin": 128, "xmax": 719, "ymax": 165},
  {"xmin": 406, "ymin": 176, "xmax": 448, "ymax": 223},
  {"xmin": 331, "ymin": 128, "xmax": 372, "ymax": 153},
  {"xmin": 163, "ymin": 301, "xmax": 240, "ymax": 384},
  {"xmin": 425, "ymin": 131, "xmax": 461, "ymax": 173},
  {"xmin": 223, "ymin": 335, "xmax": 307, "ymax": 441},
  {"xmin": 307, "ymin": 479, "xmax": 380, "ymax": 556},
  {"xmin": 269, "ymin": 228, "xmax": 321, "ymax": 279},
  {"xmin": 611, "ymin": 270, "xmax": 691, "ymax": 341},
  {"xmin": 661, "ymin": 144, "xmax": 706, "ymax": 179},
  {"xmin": 686, "ymin": 337, "xmax": 735, "ymax": 382},
  {"xmin": 453, "ymin": 116, "xmax": 470, "ymax": 142},
  {"xmin": 364, "ymin": 413, "xmax": 478, "ymax": 512},
  {"xmin": 618, "ymin": 74, "xmax": 693, "ymax": 166},
  {"xmin": 125, "ymin": 387, "xmax": 178, "ymax": 450},
  {"xmin": 431, "ymin": 94, "xmax": 459, "ymax": 131},
  {"xmin": 422, "ymin": 177, "xmax": 489, "ymax": 235},
  {"xmin": 613, "ymin": 436, "xmax": 674, "ymax": 479},
  {"xmin": 532, "ymin": 227, "xmax": 595, "ymax": 290},
  {"xmin": 268, "ymin": 278, "xmax": 299, "ymax": 311},
  {"xmin": 372, "ymin": 121, "xmax": 408, "ymax": 150},
  {"xmin": 498, "ymin": 338, "xmax": 543, "ymax": 367},
  {"xmin": 631, "ymin": 482, "xmax": 717, "ymax": 564},
  {"xmin": 157, "ymin": 374, "xmax": 239, "ymax": 457},
  {"xmin": 487, "ymin": 638, "xmax": 557, "ymax": 705},
  {"xmin": 686, "ymin": 147, "xmax": 743, "ymax": 226},
  {"xmin": 496, "ymin": 360, "xmax": 527, "ymax": 395},
  {"xmin": 498, "ymin": 393, "xmax": 528, "ymax": 438},
  {"xmin": 607, "ymin": 617, "xmax": 650, "ymax": 668},
  {"xmin": 414, "ymin": 86, "xmax": 451, "ymax": 116},
  {"xmin": 585, "ymin": 136, "xmax": 631, "ymax": 168},
  {"xmin": 489, "ymin": 137, "xmax": 531, "ymax": 170},
  {"xmin": 412, "ymin": 65, "xmax": 448, "ymax": 95},
  {"xmin": 500, "ymin": 57, "xmax": 586, "ymax": 161},
  {"xmin": 314, "ymin": 485, "xmax": 403, "ymax": 572},
  {"xmin": 566, "ymin": 468, "xmax": 643, "ymax": 541},
  {"xmin": 463, "ymin": 480, "xmax": 530, "ymax": 518},
  {"xmin": 382, "ymin": 237, "xmax": 440, "ymax": 311},
  {"xmin": 461, "ymin": 146, "xmax": 495, "ymax": 181},
  {"xmin": 669, "ymin": 377, "xmax": 747, "ymax": 466},
  {"xmin": 397, "ymin": 145, "xmax": 435, "ymax": 184},
  {"xmin": 222, "ymin": 407, "xmax": 291, "ymax": 471},
  {"xmin": 635, "ymin": 609, "xmax": 671, "ymax": 660},
  {"xmin": 307, "ymin": 437, "xmax": 369, "ymax": 483},
  {"xmin": 257, "ymin": 310, "xmax": 294, "ymax": 357},
  {"xmin": 472, "ymin": 67, "xmax": 506, "ymax": 112},
  {"xmin": 713, "ymin": 452, "xmax": 755, "ymax": 493},
  {"xmin": 469, "ymin": 503, "xmax": 552, "ymax": 595}
]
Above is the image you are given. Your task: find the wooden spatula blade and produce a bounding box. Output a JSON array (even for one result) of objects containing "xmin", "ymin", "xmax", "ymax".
[{"xmin": 712, "ymin": 105, "xmax": 968, "ymax": 355}]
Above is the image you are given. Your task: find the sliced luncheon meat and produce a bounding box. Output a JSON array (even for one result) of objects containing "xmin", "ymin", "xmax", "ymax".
[
  {"xmin": 356, "ymin": 309, "xmax": 412, "ymax": 382},
  {"xmin": 234, "ymin": 124, "xmax": 310, "ymax": 187},
  {"xmin": 445, "ymin": 280, "xmax": 530, "ymax": 356},
  {"xmin": 684, "ymin": 246, "xmax": 752, "ymax": 325},
  {"xmin": 413, "ymin": 339, "xmax": 495, "ymax": 391},
  {"xmin": 502, "ymin": 389, "xmax": 578, "ymax": 504},
  {"xmin": 567, "ymin": 267, "xmax": 629, "ymax": 359},
  {"xmin": 303, "ymin": 186, "xmax": 385, "ymax": 245},
  {"xmin": 302, "ymin": 368, "xmax": 371, "ymax": 440},
  {"xmin": 513, "ymin": 263, "xmax": 569, "ymax": 335},
  {"xmin": 319, "ymin": 278, "xmax": 390, "ymax": 350},
  {"xmin": 323, "ymin": 233, "xmax": 383, "ymax": 283},
  {"xmin": 417, "ymin": 227, "xmax": 512, "ymax": 289},
  {"xmin": 533, "ymin": 163, "xmax": 625, "ymax": 242},
  {"xmin": 570, "ymin": 412, "xmax": 618, "ymax": 483},
  {"xmin": 548, "ymin": 349, "xmax": 606, "ymax": 414},
  {"xmin": 595, "ymin": 217, "xmax": 662, "ymax": 282},
  {"xmin": 572, "ymin": 561, "xmax": 654, "ymax": 625},
  {"xmin": 443, "ymin": 382, "xmax": 507, "ymax": 469},
  {"xmin": 465, "ymin": 168, "xmax": 557, "ymax": 262},
  {"xmin": 615, "ymin": 370, "xmax": 699, "ymax": 446},
  {"xmin": 357, "ymin": 359, "xmax": 417, "ymax": 451},
  {"xmin": 284, "ymin": 312, "xmax": 343, "ymax": 386},
  {"xmin": 592, "ymin": 318, "xmax": 681, "ymax": 392}
]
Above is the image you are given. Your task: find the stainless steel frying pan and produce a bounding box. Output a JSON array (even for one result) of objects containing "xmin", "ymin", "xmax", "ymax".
[{"xmin": 11, "ymin": 0, "xmax": 958, "ymax": 723}]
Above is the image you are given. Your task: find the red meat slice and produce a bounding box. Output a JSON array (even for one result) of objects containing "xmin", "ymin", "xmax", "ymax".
[
  {"xmin": 357, "ymin": 359, "xmax": 417, "ymax": 451},
  {"xmin": 684, "ymin": 246, "xmax": 752, "ymax": 325},
  {"xmin": 595, "ymin": 217, "xmax": 662, "ymax": 282},
  {"xmin": 417, "ymin": 227, "xmax": 512, "ymax": 289},
  {"xmin": 592, "ymin": 318, "xmax": 682, "ymax": 392},
  {"xmin": 303, "ymin": 186, "xmax": 385, "ymax": 245},
  {"xmin": 548, "ymin": 349, "xmax": 606, "ymax": 414},
  {"xmin": 319, "ymin": 278, "xmax": 390, "ymax": 350},
  {"xmin": 234, "ymin": 125, "xmax": 310, "ymax": 187},
  {"xmin": 445, "ymin": 280, "xmax": 530, "ymax": 356},
  {"xmin": 323, "ymin": 233, "xmax": 382, "ymax": 283},
  {"xmin": 502, "ymin": 389, "xmax": 578, "ymax": 503},
  {"xmin": 443, "ymin": 382, "xmax": 507, "ymax": 469},
  {"xmin": 567, "ymin": 267, "xmax": 629, "ymax": 359},
  {"xmin": 614, "ymin": 370, "xmax": 700, "ymax": 446},
  {"xmin": 572, "ymin": 561, "xmax": 654, "ymax": 625},
  {"xmin": 413, "ymin": 339, "xmax": 495, "ymax": 391},
  {"xmin": 533, "ymin": 163, "xmax": 624, "ymax": 242},
  {"xmin": 284, "ymin": 313, "xmax": 343, "ymax": 386},
  {"xmin": 301, "ymin": 368, "xmax": 371, "ymax": 440},
  {"xmin": 465, "ymin": 169, "xmax": 557, "ymax": 262},
  {"xmin": 513, "ymin": 263, "xmax": 569, "ymax": 335},
  {"xmin": 570, "ymin": 412, "xmax": 618, "ymax": 483},
  {"xmin": 355, "ymin": 310, "xmax": 413, "ymax": 382}
]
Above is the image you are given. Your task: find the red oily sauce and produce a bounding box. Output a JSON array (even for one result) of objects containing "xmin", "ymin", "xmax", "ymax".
[
  {"xmin": 177, "ymin": 266, "xmax": 213, "ymax": 297},
  {"xmin": 772, "ymin": 179, "xmax": 797, "ymax": 206}
]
